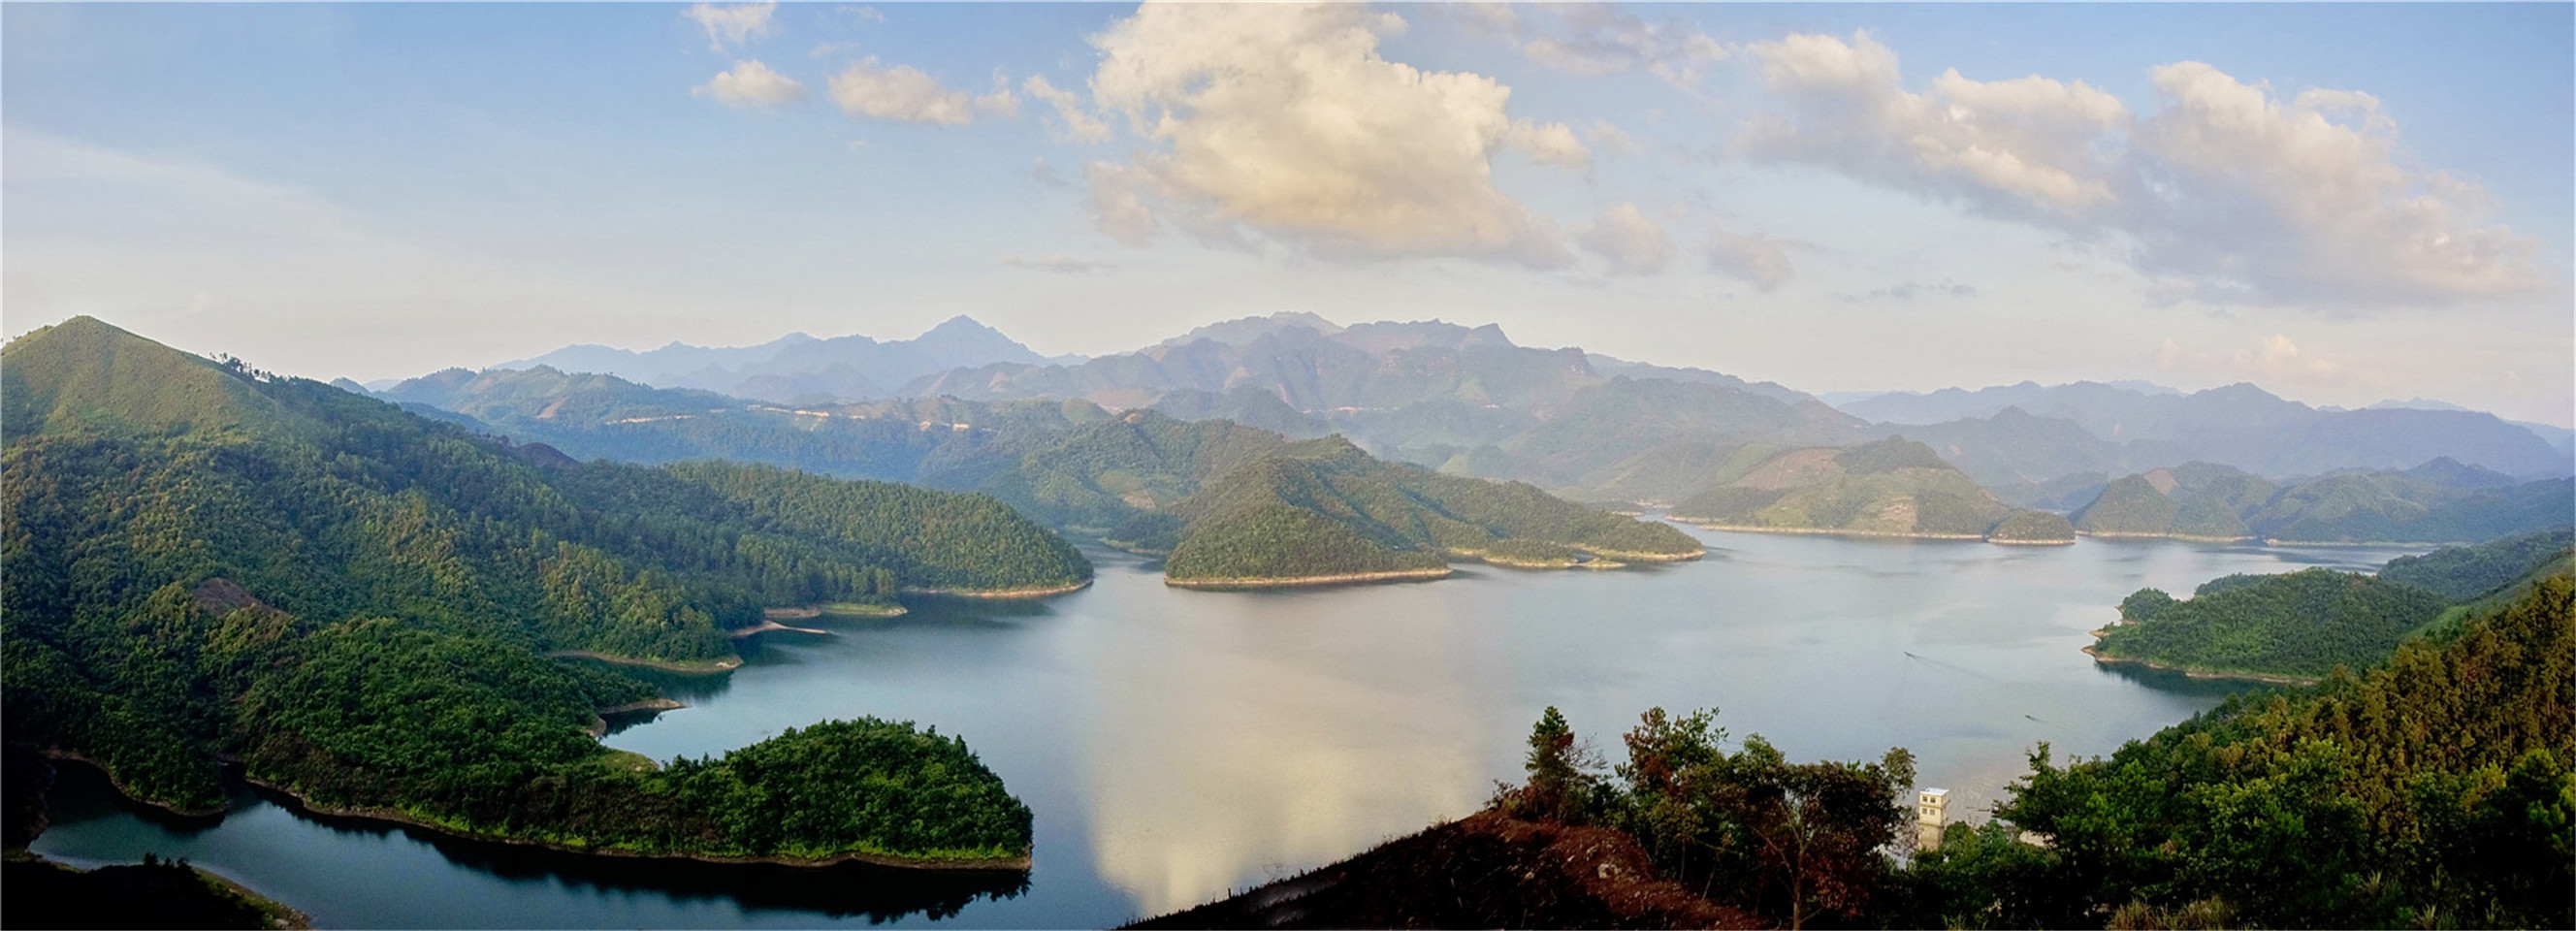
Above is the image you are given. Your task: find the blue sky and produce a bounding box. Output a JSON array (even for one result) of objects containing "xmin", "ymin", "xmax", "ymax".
[{"xmin": 6, "ymin": 3, "xmax": 2569, "ymax": 426}]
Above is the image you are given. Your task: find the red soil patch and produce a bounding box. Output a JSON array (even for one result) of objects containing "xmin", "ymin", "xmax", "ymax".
[{"xmin": 1127, "ymin": 810, "xmax": 1763, "ymax": 929}]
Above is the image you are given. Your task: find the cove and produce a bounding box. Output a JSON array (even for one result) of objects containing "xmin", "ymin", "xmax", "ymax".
[{"xmin": 28, "ymin": 524, "xmax": 2421, "ymax": 928}]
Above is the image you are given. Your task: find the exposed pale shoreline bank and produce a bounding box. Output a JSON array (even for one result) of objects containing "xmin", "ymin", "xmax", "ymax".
[
  {"xmin": 1166, "ymin": 566, "xmax": 1455, "ymax": 589},
  {"xmin": 2080, "ymin": 643, "xmax": 2320, "ymax": 687}
]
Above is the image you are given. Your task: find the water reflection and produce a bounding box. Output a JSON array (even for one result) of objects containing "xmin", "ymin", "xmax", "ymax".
[
  {"xmin": 1079, "ymin": 586, "xmax": 1489, "ymax": 915},
  {"xmin": 27, "ymin": 533, "xmax": 2435, "ymax": 928}
]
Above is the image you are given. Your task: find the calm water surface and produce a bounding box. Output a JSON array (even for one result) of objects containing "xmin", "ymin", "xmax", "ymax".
[{"xmin": 32, "ymin": 526, "xmax": 2423, "ymax": 927}]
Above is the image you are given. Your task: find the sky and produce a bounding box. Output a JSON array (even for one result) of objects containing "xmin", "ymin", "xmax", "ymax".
[{"xmin": 5, "ymin": 2, "xmax": 2571, "ymax": 426}]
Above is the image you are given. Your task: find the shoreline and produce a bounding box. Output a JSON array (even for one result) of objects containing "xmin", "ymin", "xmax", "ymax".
[
  {"xmin": 1166, "ymin": 566, "xmax": 1455, "ymax": 589},
  {"xmin": 729, "ymin": 619, "xmax": 830, "ymax": 639},
  {"xmin": 901, "ymin": 578, "xmax": 1093, "ymax": 599},
  {"xmin": 547, "ymin": 650, "xmax": 743, "ymax": 674},
  {"xmin": 1573, "ymin": 545, "xmax": 1705, "ymax": 562},
  {"xmin": 2077, "ymin": 530, "xmax": 2257, "ymax": 544},
  {"xmin": 239, "ymin": 777, "xmax": 1034, "ymax": 872},
  {"xmin": 1688, "ymin": 524, "xmax": 1991, "ymax": 542},
  {"xmin": 1988, "ymin": 536, "xmax": 2077, "ymax": 546},
  {"xmin": 2080, "ymin": 644, "xmax": 2320, "ymax": 687},
  {"xmin": 37, "ymin": 751, "xmax": 226, "ymax": 819},
  {"xmin": 596, "ymin": 698, "xmax": 686, "ymax": 716}
]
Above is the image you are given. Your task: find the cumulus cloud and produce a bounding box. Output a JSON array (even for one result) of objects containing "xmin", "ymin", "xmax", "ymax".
[
  {"xmin": 1704, "ymin": 227, "xmax": 1792, "ymax": 290},
  {"xmin": 1512, "ymin": 5, "xmax": 1730, "ymax": 86},
  {"xmin": 1081, "ymin": 3, "xmax": 1578, "ymax": 266},
  {"xmin": 2231, "ymin": 333, "xmax": 2341, "ymax": 382},
  {"xmin": 1587, "ymin": 119, "xmax": 1639, "ymax": 157},
  {"xmin": 687, "ymin": 3, "xmax": 776, "ymax": 52},
  {"xmin": 694, "ymin": 60, "xmax": 807, "ymax": 109},
  {"xmin": 1575, "ymin": 203, "xmax": 1674, "ymax": 274},
  {"xmin": 828, "ymin": 57, "xmax": 1013, "ymax": 126},
  {"xmin": 2127, "ymin": 63, "xmax": 2540, "ymax": 305},
  {"xmin": 1024, "ymin": 75, "xmax": 1111, "ymax": 144},
  {"xmin": 1744, "ymin": 30, "xmax": 2127, "ymax": 214},
  {"xmin": 1004, "ymin": 253, "xmax": 1116, "ymax": 274},
  {"xmin": 1841, "ymin": 278, "xmax": 1977, "ymax": 303},
  {"xmin": 1739, "ymin": 31, "xmax": 2545, "ymax": 308}
]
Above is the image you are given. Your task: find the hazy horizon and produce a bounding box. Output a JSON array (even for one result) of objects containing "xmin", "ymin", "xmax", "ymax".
[{"xmin": 7, "ymin": 3, "xmax": 2570, "ymax": 426}]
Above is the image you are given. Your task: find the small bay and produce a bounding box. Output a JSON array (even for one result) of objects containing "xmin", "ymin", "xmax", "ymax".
[{"xmin": 31, "ymin": 525, "xmax": 2420, "ymax": 928}]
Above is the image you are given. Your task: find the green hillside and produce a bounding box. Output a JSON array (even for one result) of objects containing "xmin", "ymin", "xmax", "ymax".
[
  {"xmin": 2378, "ymin": 529, "xmax": 2576, "ymax": 600},
  {"xmin": 1160, "ymin": 435, "xmax": 1702, "ymax": 582},
  {"xmin": 1668, "ymin": 437, "xmax": 2064, "ymax": 542},
  {"xmin": 2069, "ymin": 463, "xmax": 2271, "ymax": 539},
  {"xmin": 2071, "ymin": 460, "xmax": 2568, "ymax": 543},
  {"xmin": 1, "ymin": 317, "xmax": 1059, "ymax": 860},
  {"xmin": 1972, "ymin": 575, "xmax": 2574, "ymax": 928},
  {"xmin": 2095, "ymin": 569, "xmax": 2454, "ymax": 680},
  {"xmin": 2094, "ymin": 530, "xmax": 2574, "ymax": 681}
]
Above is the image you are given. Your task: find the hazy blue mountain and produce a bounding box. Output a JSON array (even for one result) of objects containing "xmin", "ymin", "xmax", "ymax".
[
  {"xmin": 904, "ymin": 317, "xmax": 1820, "ymax": 415},
  {"xmin": 1868, "ymin": 406, "xmax": 2190, "ymax": 488},
  {"xmin": 1835, "ymin": 380, "xmax": 2181, "ymax": 425},
  {"xmin": 2073, "ymin": 458, "xmax": 2572, "ymax": 544},
  {"xmin": 1153, "ymin": 310, "xmax": 1345, "ymax": 348},
  {"xmin": 497, "ymin": 315, "xmax": 1071, "ymax": 403},
  {"xmin": 1843, "ymin": 381, "xmax": 2565, "ymax": 479}
]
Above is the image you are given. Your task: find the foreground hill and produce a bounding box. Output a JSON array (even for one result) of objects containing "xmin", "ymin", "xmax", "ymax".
[
  {"xmin": 2092, "ymin": 530, "xmax": 2573, "ymax": 681},
  {"xmin": 2072, "ymin": 461, "xmax": 2572, "ymax": 543},
  {"xmin": 3, "ymin": 317, "xmax": 1064, "ymax": 863},
  {"xmin": 1982, "ymin": 573, "xmax": 2574, "ymax": 928},
  {"xmin": 1128, "ymin": 810, "xmax": 1760, "ymax": 930},
  {"xmin": 1665, "ymin": 438, "xmax": 2074, "ymax": 544}
]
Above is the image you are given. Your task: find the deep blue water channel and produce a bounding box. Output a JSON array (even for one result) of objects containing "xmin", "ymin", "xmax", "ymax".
[{"xmin": 31, "ymin": 525, "xmax": 2422, "ymax": 927}]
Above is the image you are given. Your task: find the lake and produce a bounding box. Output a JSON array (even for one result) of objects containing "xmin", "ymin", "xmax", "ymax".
[{"xmin": 29, "ymin": 526, "xmax": 2421, "ymax": 927}]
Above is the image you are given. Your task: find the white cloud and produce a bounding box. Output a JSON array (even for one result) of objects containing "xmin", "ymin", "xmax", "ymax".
[
  {"xmin": 828, "ymin": 57, "xmax": 1000, "ymax": 126},
  {"xmin": 1512, "ymin": 5, "xmax": 1729, "ymax": 86},
  {"xmin": 1004, "ymin": 253, "xmax": 1115, "ymax": 274},
  {"xmin": 2232, "ymin": 333, "xmax": 2341, "ymax": 382},
  {"xmin": 1739, "ymin": 31, "xmax": 2546, "ymax": 308},
  {"xmin": 1704, "ymin": 227, "xmax": 1791, "ymax": 290},
  {"xmin": 1574, "ymin": 203, "xmax": 1673, "ymax": 275},
  {"xmin": 693, "ymin": 60, "xmax": 807, "ymax": 109},
  {"xmin": 686, "ymin": 3, "xmax": 777, "ymax": 52},
  {"xmin": 1083, "ymin": 2, "xmax": 1576, "ymax": 266},
  {"xmin": 1744, "ymin": 31, "xmax": 2127, "ymax": 214},
  {"xmin": 2128, "ymin": 63, "xmax": 2541, "ymax": 305},
  {"xmin": 1024, "ymin": 75, "xmax": 1110, "ymax": 143},
  {"xmin": 1586, "ymin": 119, "xmax": 1638, "ymax": 157}
]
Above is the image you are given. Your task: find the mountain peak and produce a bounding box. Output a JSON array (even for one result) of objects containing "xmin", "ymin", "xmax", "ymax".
[{"xmin": 921, "ymin": 315, "xmax": 1001, "ymax": 337}]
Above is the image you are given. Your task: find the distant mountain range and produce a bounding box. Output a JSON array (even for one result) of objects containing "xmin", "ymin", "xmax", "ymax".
[
  {"xmin": 370, "ymin": 363, "xmax": 1702, "ymax": 585},
  {"xmin": 487, "ymin": 315, "xmax": 1081, "ymax": 404},
  {"xmin": 1834, "ymin": 380, "xmax": 2568, "ymax": 478},
  {"xmin": 458, "ymin": 314, "xmax": 2574, "ymax": 511},
  {"xmin": 2069, "ymin": 459, "xmax": 2572, "ymax": 544}
]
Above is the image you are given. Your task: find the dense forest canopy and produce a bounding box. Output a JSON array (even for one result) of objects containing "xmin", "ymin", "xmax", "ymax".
[
  {"xmin": 1, "ymin": 317, "xmax": 1048, "ymax": 860},
  {"xmin": 1963, "ymin": 575, "xmax": 2575, "ymax": 929},
  {"xmin": 2096, "ymin": 530, "xmax": 2574, "ymax": 679}
]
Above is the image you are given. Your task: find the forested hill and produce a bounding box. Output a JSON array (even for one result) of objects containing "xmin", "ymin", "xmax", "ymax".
[
  {"xmin": 362, "ymin": 365, "xmax": 1698, "ymax": 585},
  {"xmin": 2, "ymin": 317, "xmax": 1067, "ymax": 859},
  {"xmin": 1979, "ymin": 573, "xmax": 2574, "ymax": 929},
  {"xmin": 5, "ymin": 317, "xmax": 1089, "ymax": 662},
  {"xmin": 1665, "ymin": 437, "xmax": 2075, "ymax": 544},
  {"xmin": 939, "ymin": 410, "xmax": 1704, "ymax": 583},
  {"xmin": 2073, "ymin": 461, "xmax": 2573, "ymax": 544},
  {"xmin": 2092, "ymin": 530, "xmax": 2574, "ymax": 680}
]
